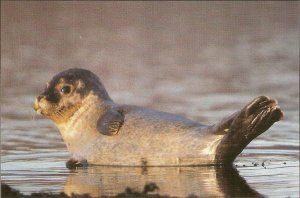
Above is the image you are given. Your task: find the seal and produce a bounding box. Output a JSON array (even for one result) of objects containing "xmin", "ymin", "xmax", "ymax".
[{"xmin": 33, "ymin": 68, "xmax": 283, "ymax": 168}]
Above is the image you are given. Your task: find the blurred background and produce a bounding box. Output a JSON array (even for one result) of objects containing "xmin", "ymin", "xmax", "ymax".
[
  {"xmin": 2, "ymin": 2, "xmax": 298, "ymax": 102},
  {"xmin": 1, "ymin": 1, "xmax": 299, "ymax": 197}
]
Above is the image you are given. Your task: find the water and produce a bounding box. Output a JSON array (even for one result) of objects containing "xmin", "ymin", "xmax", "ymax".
[{"xmin": 1, "ymin": 2, "xmax": 299, "ymax": 197}]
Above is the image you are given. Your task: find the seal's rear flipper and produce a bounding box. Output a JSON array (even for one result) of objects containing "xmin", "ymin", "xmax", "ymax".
[{"xmin": 215, "ymin": 96, "xmax": 283, "ymax": 164}]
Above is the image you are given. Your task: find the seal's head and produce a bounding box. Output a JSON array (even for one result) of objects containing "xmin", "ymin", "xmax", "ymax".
[{"xmin": 33, "ymin": 68, "xmax": 111, "ymax": 124}]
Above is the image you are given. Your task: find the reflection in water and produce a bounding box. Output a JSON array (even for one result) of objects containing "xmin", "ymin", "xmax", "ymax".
[
  {"xmin": 63, "ymin": 165, "xmax": 262, "ymax": 197},
  {"xmin": 215, "ymin": 166, "xmax": 262, "ymax": 198}
]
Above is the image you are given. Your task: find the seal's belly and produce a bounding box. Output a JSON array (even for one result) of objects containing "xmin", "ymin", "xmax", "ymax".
[
  {"xmin": 83, "ymin": 127, "xmax": 223, "ymax": 166},
  {"xmin": 74, "ymin": 107, "xmax": 223, "ymax": 166}
]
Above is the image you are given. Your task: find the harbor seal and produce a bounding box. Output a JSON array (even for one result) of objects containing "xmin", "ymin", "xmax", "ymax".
[{"xmin": 33, "ymin": 68, "xmax": 283, "ymax": 168}]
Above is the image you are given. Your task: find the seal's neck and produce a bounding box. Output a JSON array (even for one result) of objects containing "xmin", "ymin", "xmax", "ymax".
[
  {"xmin": 56, "ymin": 92, "xmax": 112, "ymax": 153},
  {"xmin": 57, "ymin": 93, "xmax": 99, "ymax": 130}
]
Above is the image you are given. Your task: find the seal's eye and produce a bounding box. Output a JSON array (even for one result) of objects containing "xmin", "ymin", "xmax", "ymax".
[{"xmin": 61, "ymin": 85, "xmax": 71, "ymax": 94}]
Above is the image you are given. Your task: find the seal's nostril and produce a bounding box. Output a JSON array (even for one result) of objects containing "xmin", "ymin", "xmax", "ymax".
[{"xmin": 37, "ymin": 95, "xmax": 45, "ymax": 101}]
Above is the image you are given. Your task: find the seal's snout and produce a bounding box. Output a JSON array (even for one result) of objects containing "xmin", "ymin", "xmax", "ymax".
[
  {"xmin": 33, "ymin": 97, "xmax": 40, "ymax": 111},
  {"xmin": 33, "ymin": 95, "xmax": 45, "ymax": 113}
]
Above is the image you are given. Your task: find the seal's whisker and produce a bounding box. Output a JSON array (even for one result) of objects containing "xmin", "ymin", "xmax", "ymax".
[
  {"xmin": 55, "ymin": 108, "xmax": 65, "ymax": 119},
  {"xmin": 31, "ymin": 112, "xmax": 36, "ymax": 121}
]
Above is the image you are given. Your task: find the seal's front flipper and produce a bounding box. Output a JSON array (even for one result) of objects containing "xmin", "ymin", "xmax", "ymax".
[
  {"xmin": 215, "ymin": 96, "xmax": 283, "ymax": 164},
  {"xmin": 66, "ymin": 158, "xmax": 88, "ymax": 169},
  {"xmin": 97, "ymin": 109, "xmax": 124, "ymax": 136}
]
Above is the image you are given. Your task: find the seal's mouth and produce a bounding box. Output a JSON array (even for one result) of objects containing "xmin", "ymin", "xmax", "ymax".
[{"xmin": 33, "ymin": 98, "xmax": 44, "ymax": 115}]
